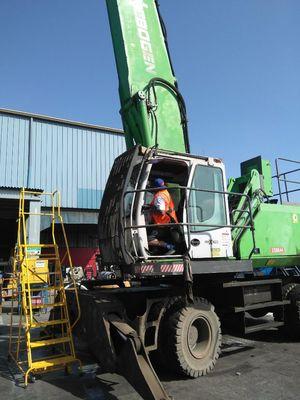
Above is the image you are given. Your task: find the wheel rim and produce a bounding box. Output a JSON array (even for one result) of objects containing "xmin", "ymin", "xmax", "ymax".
[{"xmin": 187, "ymin": 316, "xmax": 212, "ymax": 359}]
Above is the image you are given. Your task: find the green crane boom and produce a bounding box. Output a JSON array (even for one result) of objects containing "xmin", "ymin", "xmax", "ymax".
[{"xmin": 106, "ymin": 0, "xmax": 190, "ymax": 153}]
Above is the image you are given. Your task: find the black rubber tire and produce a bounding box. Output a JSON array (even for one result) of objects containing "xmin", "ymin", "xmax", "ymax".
[
  {"xmin": 159, "ymin": 297, "xmax": 221, "ymax": 378},
  {"xmin": 274, "ymin": 283, "xmax": 300, "ymax": 339},
  {"xmin": 283, "ymin": 283, "xmax": 300, "ymax": 339}
]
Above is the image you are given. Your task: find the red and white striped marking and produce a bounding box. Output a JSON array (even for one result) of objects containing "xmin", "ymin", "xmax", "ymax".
[
  {"xmin": 141, "ymin": 264, "xmax": 154, "ymax": 273},
  {"xmin": 140, "ymin": 263, "xmax": 184, "ymax": 274},
  {"xmin": 160, "ymin": 263, "xmax": 184, "ymax": 273}
]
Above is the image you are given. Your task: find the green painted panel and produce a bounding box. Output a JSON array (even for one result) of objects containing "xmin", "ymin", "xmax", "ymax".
[
  {"xmin": 241, "ymin": 156, "xmax": 273, "ymax": 196},
  {"xmin": 239, "ymin": 203, "xmax": 300, "ymax": 267}
]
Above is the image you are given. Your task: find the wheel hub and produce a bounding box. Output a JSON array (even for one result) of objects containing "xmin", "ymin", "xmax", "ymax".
[{"xmin": 187, "ymin": 316, "xmax": 212, "ymax": 359}]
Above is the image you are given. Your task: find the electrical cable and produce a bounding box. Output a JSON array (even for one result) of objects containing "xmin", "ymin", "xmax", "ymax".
[
  {"xmin": 153, "ymin": 1, "xmax": 190, "ymax": 153},
  {"xmin": 146, "ymin": 77, "xmax": 190, "ymax": 153}
]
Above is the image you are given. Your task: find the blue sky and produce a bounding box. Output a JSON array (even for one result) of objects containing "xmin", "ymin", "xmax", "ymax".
[{"xmin": 1, "ymin": 0, "xmax": 300, "ymax": 179}]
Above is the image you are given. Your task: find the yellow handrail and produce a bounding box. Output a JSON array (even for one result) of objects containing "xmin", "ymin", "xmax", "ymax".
[{"xmin": 8, "ymin": 188, "xmax": 82, "ymax": 385}]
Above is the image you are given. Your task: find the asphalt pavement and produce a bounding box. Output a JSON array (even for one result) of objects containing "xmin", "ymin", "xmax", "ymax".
[{"xmin": 0, "ymin": 309, "xmax": 299, "ymax": 400}]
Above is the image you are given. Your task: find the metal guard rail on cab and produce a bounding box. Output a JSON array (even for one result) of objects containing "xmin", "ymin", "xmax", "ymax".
[
  {"xmin": 273, "ymin": 158, "xmax": 300, "ymax": 203},
  {"xmin": 123, "ymin": 185, "xmax": 257, "ymax": 261}
]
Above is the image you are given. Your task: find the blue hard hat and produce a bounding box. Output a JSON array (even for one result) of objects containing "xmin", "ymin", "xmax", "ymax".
[{"xmin": 154, "ymin": 178, "xmax": 166, "ymax": 188}]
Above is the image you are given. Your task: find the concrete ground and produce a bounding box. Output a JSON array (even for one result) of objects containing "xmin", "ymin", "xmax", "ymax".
[{"xmin": 0, "ymin": 307, "xmax": 299, "ymax": 400}]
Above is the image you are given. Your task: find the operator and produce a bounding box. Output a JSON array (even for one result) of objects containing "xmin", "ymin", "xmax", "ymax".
[{"xmin": 147, "ymin": 178, "xmax": 178, "ymax": 255}]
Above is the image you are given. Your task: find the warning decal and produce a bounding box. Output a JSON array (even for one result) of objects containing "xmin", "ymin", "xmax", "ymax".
[{"xmin": 270, "ymin": 247, "xmax": 285, "ymax": 254}]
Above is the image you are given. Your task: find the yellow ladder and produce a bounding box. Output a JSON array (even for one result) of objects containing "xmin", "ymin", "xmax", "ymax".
[{"xmin": 8, "ymin": 189, "xmax": 82, "ymax": 386}]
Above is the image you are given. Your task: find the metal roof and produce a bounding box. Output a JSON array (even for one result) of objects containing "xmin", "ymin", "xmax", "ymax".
[
  {"xmin": 0, "ymin": 108, "xmax": 124, "ymax": 135},
  {"xmin": 0, "ymin": 109, "xmax": 126, "ymax": 210}
]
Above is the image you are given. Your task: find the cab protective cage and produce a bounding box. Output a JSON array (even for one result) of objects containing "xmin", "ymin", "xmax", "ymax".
[{"xmin": 98, "ymin": 145, "xmax": 257, "ymax": 269}]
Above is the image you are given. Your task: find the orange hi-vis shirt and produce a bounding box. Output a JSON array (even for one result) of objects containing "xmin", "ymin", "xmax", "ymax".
[{"xmin": 150, "ymin": 189, "xmax": 178, "ymax": 225}]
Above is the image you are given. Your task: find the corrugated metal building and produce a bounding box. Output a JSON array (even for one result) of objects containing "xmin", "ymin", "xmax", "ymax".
[{"xmin": 0, "ymin": 108, "xmax": 126, "ymax": 269}]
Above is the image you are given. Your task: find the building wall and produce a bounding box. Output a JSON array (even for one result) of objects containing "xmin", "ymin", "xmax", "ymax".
[
  {"xmin": 0, "ymin": 109, "xmax": 126, "ymax": 210},
  {"xmin": 0, "ymin": 108, "xmax": 126, "ymax": 268},
  {"xmin": 0, "ymin": 113, "xmax": 29, "ymax": 188}
]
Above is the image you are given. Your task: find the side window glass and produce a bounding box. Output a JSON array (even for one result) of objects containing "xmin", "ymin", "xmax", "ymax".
[{"xmin": 189, "ymin": 165, "xmax": 226, "ymax": 231}]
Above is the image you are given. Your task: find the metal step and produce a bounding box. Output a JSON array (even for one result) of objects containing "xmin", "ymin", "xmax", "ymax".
[
  {"xmin": 245, "ymin": 321, "xmax": 284, "ymax": 334},
  {"xmin": 30, "ymin": 319, "xmax": 68, "ymax": 328},
  {"xmin": 28, "ymin": 271, "xmax": 61, "ymax": 275},
  {"xmin": 25, "ymin": 286, "xmax": 63, "ymax": 292},
  {"xmin": 27, "ymin": 302, "xmax": 65, "ymax": 309},
  {"xmin": 31, "ymin": 355, "xmax": 77, "ymax": 369},
  {"xmin": 223, "ymin": 278, "xmax": 282, "ymax": 288},
  {"xmin": 235, "ymin": 300, "xmax": 290, "ymax": 313},
  {"xmin": 30, "ymin": 336, "xmax": 71, "ymax": 348}
]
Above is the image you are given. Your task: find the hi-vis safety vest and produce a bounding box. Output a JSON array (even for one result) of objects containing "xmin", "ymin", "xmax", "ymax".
[{"xmin": 150, "ymin": 189, "xmax": 178, "ymax": 225}]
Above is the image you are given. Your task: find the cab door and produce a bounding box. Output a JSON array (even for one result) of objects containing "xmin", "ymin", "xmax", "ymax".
[{"xmin": 187, "ymin": 162, "xmax": 233, "ymax": 259}]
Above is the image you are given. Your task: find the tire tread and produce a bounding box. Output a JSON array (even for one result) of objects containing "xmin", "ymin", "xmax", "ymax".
[{"xmin": 161, "ymin": 297, "xmax": 222, "ymax": 378}]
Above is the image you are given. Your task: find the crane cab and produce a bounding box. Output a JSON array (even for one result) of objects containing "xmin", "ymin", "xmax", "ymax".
[{"xmin": 98, "ymin": 146, "xmax": 234, "ymax": 270}]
